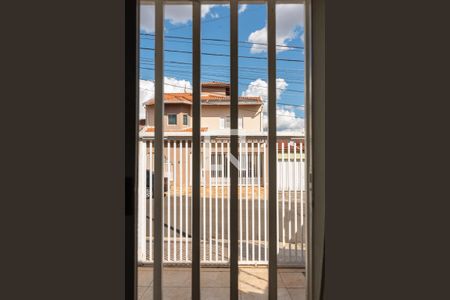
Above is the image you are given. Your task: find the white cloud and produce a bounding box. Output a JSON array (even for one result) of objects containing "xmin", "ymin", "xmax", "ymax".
[
  {"xmin": 140, "ymin": 5, "xmax": 155, "ymax": 33},
  {"xmin": 275, "ymin": 107, "xmax": 305, "ymax": 132},
  {"xmin": 242, "ymin": 78, "xmax": 288, "ymax": 101},
  {"xmin": 201, "ymin": 5, "xmax": 217, "ymax": 18},
  {"xmin": 140, "ymin": 4, "xmax": 220, "ymax": 33},
  {"xmin": 239, "ymin": 4, "xmax": 248, "ymax": 14},
  {"xmin": 165, "ymin": 5, "xmax": 218, "ymax": 24},
  {"xmin": 209, "ymin": 12, "xmax": 219, "ymax": 19},
  {"xmin": 139, "ymin": 78, "xmax": 192, "ymax": 119},
  {"xmin": 247, "ymin": 4, "xmax": 304, "ymax": 53},
  {"xmin": 165, "ymin": 5, "xmax": 192, "ymax": 24},
  {"xmin": 242, "ymin": 78, "xmax": 304, "ymax": 132}
]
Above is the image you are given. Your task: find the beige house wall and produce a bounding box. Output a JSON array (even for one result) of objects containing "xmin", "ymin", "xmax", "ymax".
[
  {"xmin": 146, "ymin": 104, "xmax": 192, "ymax": 131},
  {"xmin": 201, "ymin": 105, "xmax": 262, "ymax": 131},
  {"xmin": 145, "ymin": 103, "xmax": 262, "ymax": 132},
  {"xmin": 201, "ymin": 87, "xmax": 227, "ymax": 95}
]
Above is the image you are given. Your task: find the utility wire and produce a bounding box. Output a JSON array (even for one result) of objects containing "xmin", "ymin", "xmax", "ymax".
[
  {"xmin": 140, "ymin": 47, "xmax": 304, "ymax": 63},
  {"xmin": 140, "ymin": 58, "xmax": 305, "ymax": 73},
  {"xmin": 140, "ymin": 67, "xmax": 304, "ymax": 93},
  {"xmin": 141, "ymin": 33, "xmax": 304, "ymax": 50},
  {"xmin": 140, "ymin": 65, "xmax": 304, "ymax": 85}
]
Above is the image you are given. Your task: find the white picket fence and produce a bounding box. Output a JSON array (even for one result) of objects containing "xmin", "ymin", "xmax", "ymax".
[{"xmin": 137, "ymin": 137, "xmax": 306, "ymax": 266}]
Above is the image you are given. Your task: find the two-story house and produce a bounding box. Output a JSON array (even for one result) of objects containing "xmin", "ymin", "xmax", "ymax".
[
  {"xmin": 141, "ymin": 82, "xmax": 264, "ymax": 135},
  {"xmin": 139, "ymin": 81, "xmax": 265, "ymax": 186}
]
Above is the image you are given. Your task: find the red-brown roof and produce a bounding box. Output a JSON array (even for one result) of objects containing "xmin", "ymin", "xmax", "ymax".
[
  {"xmin": 201, "ymin": 81, "xmax": 230, "ymax": 87},
  {"xmin": 143, "ymin": 93, "xmax": 262, "ymax": 106},
  {"xmin": 145, "ymin": 127, "xmax": 208, "ymax": 133}
]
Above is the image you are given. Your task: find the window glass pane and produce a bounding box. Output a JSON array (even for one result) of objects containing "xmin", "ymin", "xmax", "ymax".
[
  {"xmin": 168, "ymin": 114, "xmax": 177, "ymax": 125},
  {"xmin": 137, "ymin": 2, "xmax": 308, "ymax": 299}
]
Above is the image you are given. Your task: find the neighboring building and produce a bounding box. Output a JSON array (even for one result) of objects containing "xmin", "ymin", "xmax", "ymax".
[
  {"xmin": 141, "ymin": 82, "xmax": 263, "ymax": 135},
  {"xmin": 139, "ymin": 82, "xmax": 304, "ymax": 187}
]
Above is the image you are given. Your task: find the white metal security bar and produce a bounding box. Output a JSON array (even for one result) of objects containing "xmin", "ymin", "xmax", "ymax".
[{"xmin": 138, "ymin": 137, "xmax": 306, "ymax": 265}]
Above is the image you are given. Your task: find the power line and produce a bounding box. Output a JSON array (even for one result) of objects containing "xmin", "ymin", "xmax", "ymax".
[
  {"xmin": 139, "ymin": 64, "xmax": 305, "ymax": 85},
  {"xmin": 140, "ymin": 58, "xmax": 305, "ymax": 73},
  {"xmin": 141, "ymin": 33, "xmax": 304, "ymax": 50},
  {"xmin": 140, "ymin": 67, "xmax": 304, "ymax": 93},
  {"xmin": 140, "ymin": 47, "xmax": 304, "ymax": 63},
  {"xmin": 140, "ymin": 59, "xmax": 305, "ymax": 75}
]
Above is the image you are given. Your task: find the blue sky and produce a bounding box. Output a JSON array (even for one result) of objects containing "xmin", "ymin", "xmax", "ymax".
[{"xmin": 139, "ymin": 4, "xmax": 305, "ymax": 132}]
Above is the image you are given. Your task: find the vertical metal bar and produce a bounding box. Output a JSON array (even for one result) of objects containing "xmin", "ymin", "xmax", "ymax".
[
  {"xmin": 264, "ymin": 141, "xmax": 267, "ymax": 261},
  {"xmin": 146, "ymin": 141, "xmax": 150, "ymax": 262},
  {"xmin": 245, "ymin": 142, "xmax": 249, "ymax": 260},
  {"xmin": 138, "ymin": 141, "xmax": 147, "ymax": 262},
  {"xmin": 150, "ymin": 142, "xmax": 153, "ymax": 261},
  {"xmin": 227, "ymin": 141, "xmax": 231, "ymax": 260},
  {"xmin": 153, "ymin": 0, "xmax": 164, "ymax": 297},
  {"xmin": 168, "ymin": 141, "xmax": 172, "ymax": 261},
  {"xmin": 174, "ymin": 141, "xmax": 177, "ymax": 261},
  {"xmin": 276, "ymin": 142, "xmax": 280, "ymax": 256},
  {"xmin": 282, "ymin": 142, "xmax": 285, "ymax": 252},
  {"xmin": 251, "ymin": 142, "xmax": 255, "ymax": 261},
  {"xmin": 215, "ymin": 141, "xmax": 218, "ymax": 261},
  {"xmin": 288, "ymin": 141, "xmax": 292, "ymax": 259},
  {"xmin": 185, "ymin": 140, "xmax": 189, "ymax": 261},
  {"xmin": 268, "ymin": 0, "xmax": 278, "ymax": 297},
  {"xmin": 294, "ymin": 141, "xmax": 298, "ymax": 261},
  {"xmin": 190, "ymin": 143, "xmax": 193, "ymax": 261},
  {"xmin": 300, "ymin": 141, "xmax": 304, "ymax": 262},
  {"xmin": 179, "ymin": 141, "xmax": 183, "ymax": 260},
  {"xmin": 221, "ymin": 141, "xmax": 225, "ymax": 261},
  {"xmin": 257, "ymin": 142, "xmax": 261, "ymax": 262},
  {"xmin": 208, "ymin": 141, "xmax": 212, "ymax": 261},
  {"xmin": 192, "ymin": 0, "xmax": 201, "ymax": 297},
  {"xmin": 230, "ymin": 0, "xmax": 239, "ymax": 297},
  {"xmin": 239, "ymin": 141, "xmax": 243, "ymax": 260},
  {"xmin": 203, "ymin": 141, "xmax": 206, "ymax": 260}
]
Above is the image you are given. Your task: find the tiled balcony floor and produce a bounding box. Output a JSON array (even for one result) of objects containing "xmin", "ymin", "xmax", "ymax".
[{"xmin": 138, "ymin": 266, "xmax": 306, "ymax": 300}]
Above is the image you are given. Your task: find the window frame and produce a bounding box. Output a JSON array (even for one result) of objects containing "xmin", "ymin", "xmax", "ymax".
[
  {"xmin": 126, "ymin": 1, "xmax": 326, "ymax": 300},
  {"xmin": 220, "ymin": 116, "xmax": 243, "ymax": 129},
  {"xmin": 167, "ymin": 113, "xmax": 177, "ymax": 125}
]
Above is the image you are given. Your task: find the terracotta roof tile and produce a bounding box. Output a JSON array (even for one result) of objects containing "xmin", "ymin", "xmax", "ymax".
[
  {"xmin": 143, "ymin": 93, "xmax": 262, "ymax": 106},
  {"xmin": 145, "ymin": 127, "xmax": 208, "ymax": 133},
  {"xmin": 201, "ymin": 81, "xmax": 230, "ymax": 87}
]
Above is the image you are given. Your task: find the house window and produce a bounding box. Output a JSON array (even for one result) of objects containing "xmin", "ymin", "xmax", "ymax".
[
  {"xmin": 168, "ymin": 114, "xmax": 177, "ymax": 125},
  {"xmin": 183, "ymin": 114, "xmax": 189, "ymax": 126},
  {"xmin": 220, "ymin": 116, "xmax": 243, "ymax": 129},
  {"xmin": 219, "ymin": 116, "xmax": 230, "ymax": 129}
]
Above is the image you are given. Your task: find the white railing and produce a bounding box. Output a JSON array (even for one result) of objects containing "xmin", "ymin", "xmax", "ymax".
[{"xmin": 137, "ymin": 136, "xmax": 306, "ymax": 266}]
